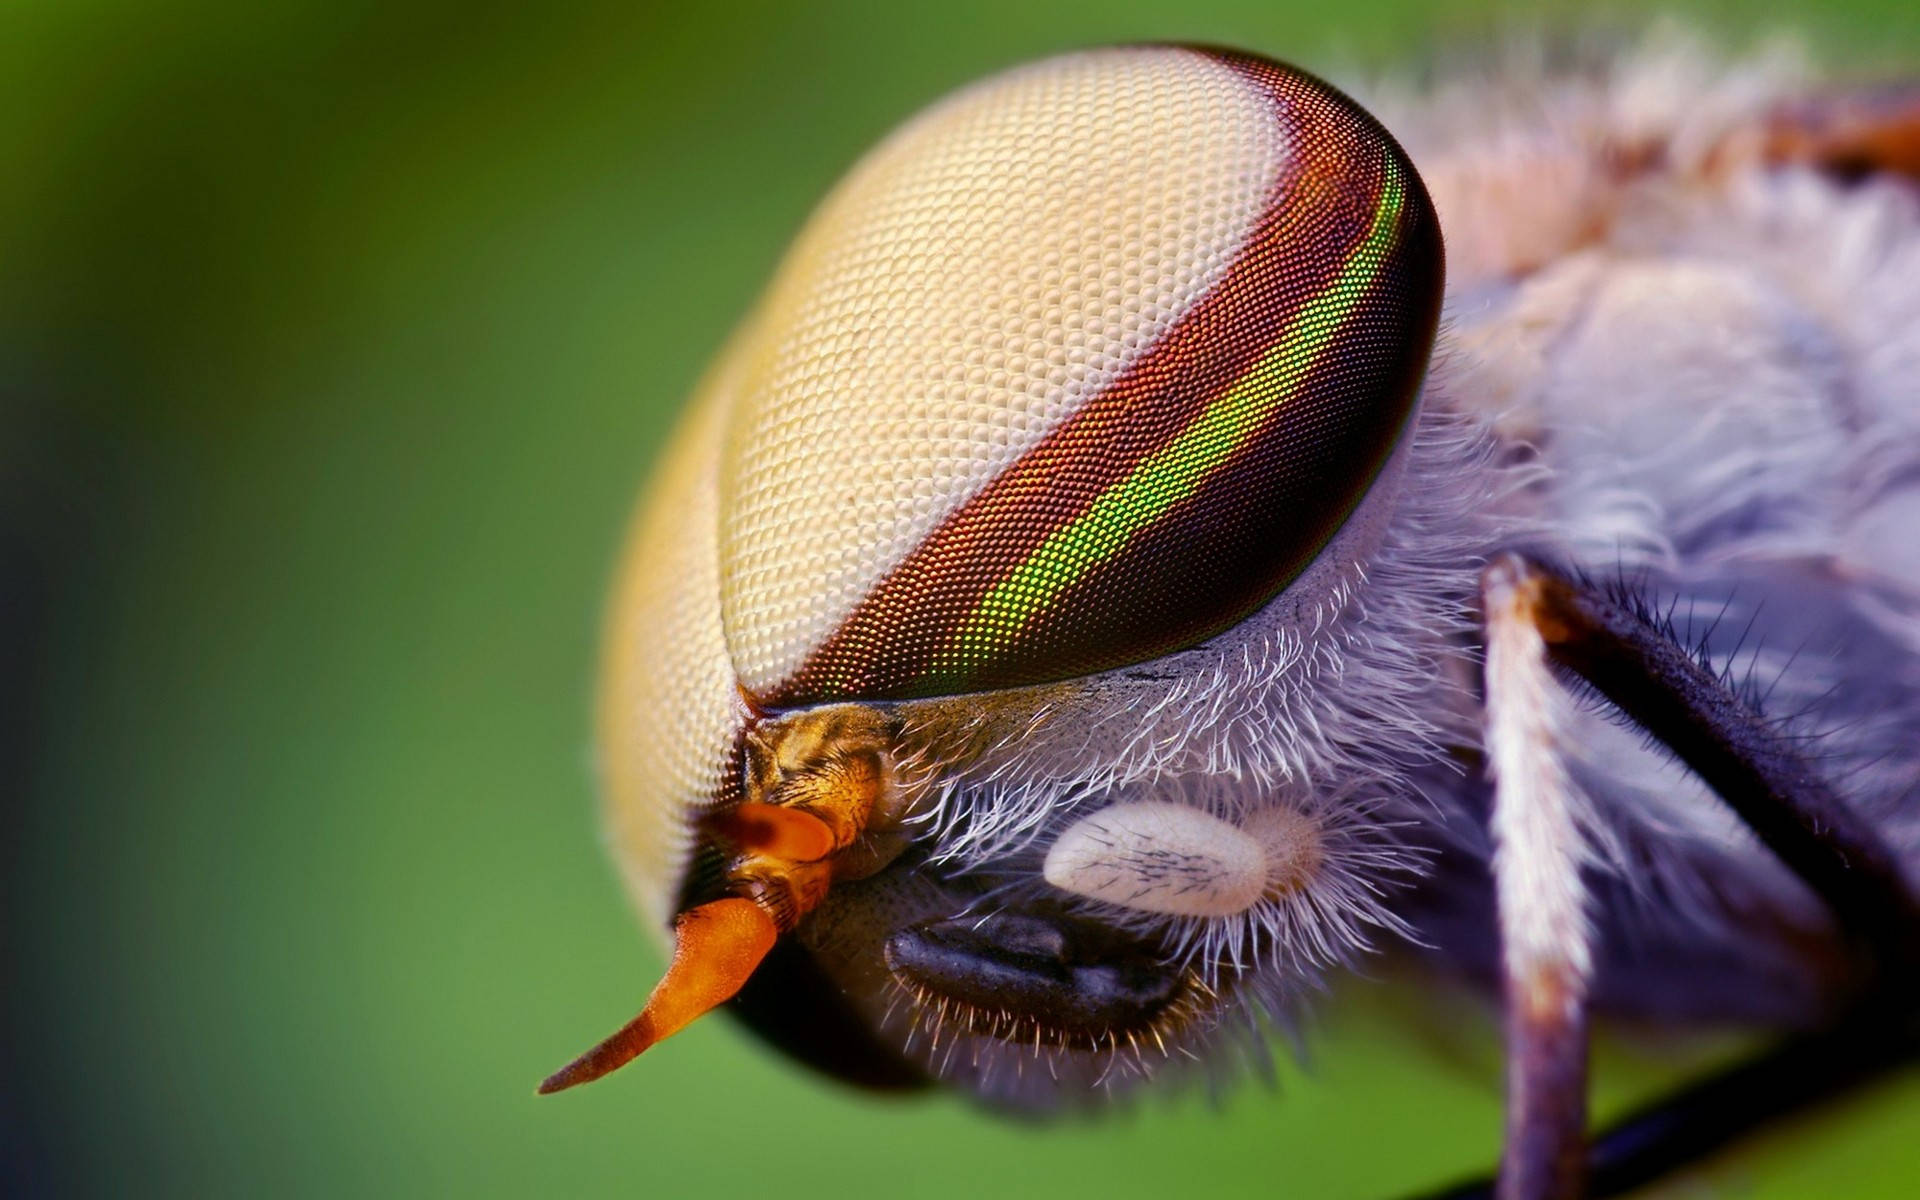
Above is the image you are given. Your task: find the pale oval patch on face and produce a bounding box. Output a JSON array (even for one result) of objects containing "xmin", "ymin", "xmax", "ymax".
[
  {"xmin": 1043, "ymin": 800, "xmax": 1270, "ymax": 918},
  {"xmin": 1044, "ymin": 800, "xmax": 1333, "ymax": 919}
]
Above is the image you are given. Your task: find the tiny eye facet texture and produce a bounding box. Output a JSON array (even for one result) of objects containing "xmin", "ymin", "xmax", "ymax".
[
  {"xmin": 720, "ymin": 47, "xmax": 1442, "ymax": 705},
  {"xmin": 574, "ymin": 34, "xmax": 1920, "ymax": 1200}
]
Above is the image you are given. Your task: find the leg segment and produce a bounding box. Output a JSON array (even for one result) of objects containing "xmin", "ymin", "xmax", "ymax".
[
  {"xmin": 1411, "ymin": 1015, "xmax": 1920, "ymax": 1200},
  {"xmin": 1480, "ymin": 556, "xmax": 1600, "ymax": 1200},
  {"xmin": 1434, "ymin": 553, "xmax": 1920, "ymax": 1200},
  {"xmin": 1491, "ymin": 553, "xmax": 1920, "ymax": 988}
]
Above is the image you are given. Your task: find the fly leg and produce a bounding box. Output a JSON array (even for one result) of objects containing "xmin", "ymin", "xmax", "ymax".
[
  {"xmin": 1420, "ymin": 552, "xmax": 1920, "ymax": 1200},
  {"xmin": 1414, "ymin": 1000, "xmax": 1920, "ymax": 1200},
  {"xmin": 1478, "ymin": 554, "xmax": 1602, "ymax": 1200},
  {"xmin": 1489, "ymin": 553, "xmax": 1920, "ymax": 988}
]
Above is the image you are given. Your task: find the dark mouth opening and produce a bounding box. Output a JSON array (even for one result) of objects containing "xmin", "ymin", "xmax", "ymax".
[{"xmin": 725, "ymin": 934, "xmax": 932, "ymax": 1091}]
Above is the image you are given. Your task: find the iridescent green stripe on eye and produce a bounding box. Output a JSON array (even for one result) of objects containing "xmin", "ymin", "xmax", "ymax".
[
  {"xmin": 932, "ymin": 168, "xmax": 1408, "ymax": 678},
  {"xmin": 769, "ymin": 50, "xmax": 1445, "ymax": 708}
]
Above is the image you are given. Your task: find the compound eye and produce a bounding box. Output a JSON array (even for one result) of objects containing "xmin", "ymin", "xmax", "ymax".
[{"xmin": 720, "ymin": 46, "xmax": 1442, "ymax": 706}]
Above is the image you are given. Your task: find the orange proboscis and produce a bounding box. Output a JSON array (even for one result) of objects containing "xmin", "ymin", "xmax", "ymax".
[
  {"xmin": 712, "ymin": 801, "xmax": 837, "ymax": 862},
  {"xmin": 536, "ymin": 897, "xmax": 777, "ymax": 1094},
  {"xmin": 540, "ymin": 718, "xmax": 891, "ymax": 1093}
]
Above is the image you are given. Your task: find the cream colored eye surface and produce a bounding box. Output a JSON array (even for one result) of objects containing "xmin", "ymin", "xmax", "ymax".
[
  {"xmin": 717, "ymin": 45, "xmax": 1440, "ymax": 706},
  {"xmin": 720, "ymin": 46, "xmax": 1280, "ymax": 704}
]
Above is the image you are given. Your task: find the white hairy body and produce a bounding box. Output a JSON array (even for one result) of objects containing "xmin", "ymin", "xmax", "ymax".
[{"xmin": 1393, "ymin": 33, "xmax": 1920, "ymax": 1023}]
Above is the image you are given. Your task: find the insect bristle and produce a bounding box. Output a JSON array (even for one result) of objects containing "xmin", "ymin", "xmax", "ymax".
[{"xmin": 883, "ymin": 968, "xmax": 1220, "ymax": 1095}]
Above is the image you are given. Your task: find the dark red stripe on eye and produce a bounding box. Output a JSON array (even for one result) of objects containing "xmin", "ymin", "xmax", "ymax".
[{"xmin": 761, "ymin": 49, "xmax": 1442, "ymax": 708}]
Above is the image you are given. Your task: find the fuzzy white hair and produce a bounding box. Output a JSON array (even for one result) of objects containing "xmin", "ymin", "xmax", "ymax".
[{"xmin": 1388, "ymin": 24, "xmax": 1920, "ymax": 1019}]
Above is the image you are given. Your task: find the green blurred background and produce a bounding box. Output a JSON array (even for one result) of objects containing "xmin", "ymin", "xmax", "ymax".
[{"xmin": 5, "ymin": 1, "xmax": 1917, "ymax": 1196}]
